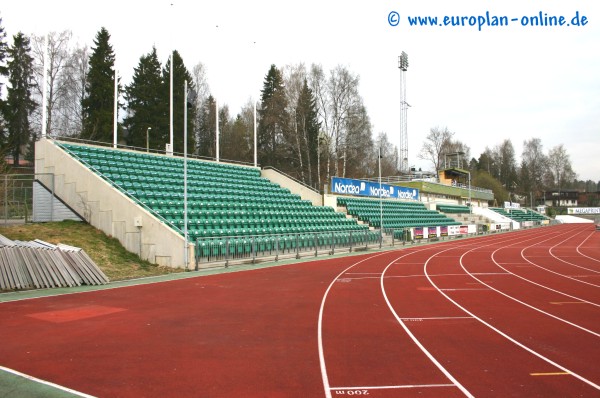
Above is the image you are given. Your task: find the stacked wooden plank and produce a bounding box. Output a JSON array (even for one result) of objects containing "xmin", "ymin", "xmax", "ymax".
[{"xmin": 0, "ymin": 235, "xmax": 109, "ymax": 290}]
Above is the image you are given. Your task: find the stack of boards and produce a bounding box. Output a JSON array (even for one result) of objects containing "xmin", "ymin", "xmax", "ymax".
[{"xmin": 0, "ymin": 235, "xmax": 109, "ymax": 290}]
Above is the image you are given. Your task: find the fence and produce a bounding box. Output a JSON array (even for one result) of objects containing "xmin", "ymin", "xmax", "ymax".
[
  {"xmin": 193, "ymin": 226, "xmax": 487, "ymax": 268},
  {"xmin": 1, "ymin": 174, "xmax": 36, "ymax": 224},
  {"xmin": 195, "ymin": 229, "xmax": 383, "ymax": 268}
]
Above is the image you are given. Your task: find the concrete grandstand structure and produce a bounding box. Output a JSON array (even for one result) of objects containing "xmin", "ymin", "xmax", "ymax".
[{"xmin": 34, "ymin": 138, "xmax": 551, "ymax": 269}]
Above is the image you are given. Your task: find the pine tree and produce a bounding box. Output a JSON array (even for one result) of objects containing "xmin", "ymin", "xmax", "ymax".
[
  {"xmin": 161, "ymin": 51, "xmax": 196, "ymax": 153},
  {"xmin": 4, "ymin": 32, "xmax": 36, "ymax": 165},
  {"xmin": 123, "ymin": 47, "xmax": 166, "ymax": 150},
  {"xmin": 296, "ymin": 79, "xmax": 320, "ymax": 186},
  {"xmin": 162, "ymin": 50, "xmax": 195, "ymax": 154},
  {"xmin": 0, "ymin": 18, "xmax": 9, "ymax": 148},
  {"xmin": 258, "ymin": 64, "xmax": 289, "ymax": 168},
  {"xmin": 81, "ymin": 27, "xmax": 117, "ymax": 142}
]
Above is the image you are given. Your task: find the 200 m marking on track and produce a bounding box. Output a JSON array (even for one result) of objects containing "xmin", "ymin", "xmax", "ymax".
[{"xmin": 334, "ymin": 390, "xmax": 369, "ymax": 395}]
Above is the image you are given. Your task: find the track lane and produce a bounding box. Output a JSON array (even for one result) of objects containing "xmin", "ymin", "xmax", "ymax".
[
  {"xmin": 381, "ymin": 226, "xmax": 600, "ymax": 396},
  {"xmin": 319, "ymin": 248, "xmax": 468, "ymax": 398}
]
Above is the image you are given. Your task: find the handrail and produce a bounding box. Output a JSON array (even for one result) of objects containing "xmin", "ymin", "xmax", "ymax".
[
  {"xmin": 56, "ymin": 143, "xmax": 186, "ymax": 236},
  {"xmin": 261, "ymin": 166, "xmax": 320, "ymax": 194},
  {"xmin": 363, "ymin": 174, "xmax": 493, "ymax": 195},
  {"xmin": 50, "ymin": 136, "xmax": 259, "ymax": 169}
]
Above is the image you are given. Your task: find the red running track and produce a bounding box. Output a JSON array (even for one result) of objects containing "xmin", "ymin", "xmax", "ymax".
[{"xmin": 0, "ymin": 223, "xmax": 599, "ymax": 397}]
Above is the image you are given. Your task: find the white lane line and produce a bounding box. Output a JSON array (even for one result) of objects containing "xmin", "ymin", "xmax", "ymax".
[
  {"xmin": 331, "ymin": 383, "xmax": 455, "ymax": 390},
  {"xmin": 536, "ymin": 229, "xmax": 600, "ymax": 282},
  {"xmin": 380, "ymin": 251, "xmax": 475, "ymax": 398},
  {"xmin": 319, "ymin": 231, "xmax": 536, "ymax": 398},
  {"xmin": 400, "ymin": 316, "xmax": 474, "ymax": 321},
  {"xmin": 499, "ymin": 248, "xmax": 600, "ymax": 308},
  {"xmin": 430, "ymin": 252, "xmax": 600, "ymax": 392},
  {"xmin": 0, "ymin": 366, "xmax": 96, "ymax": 398},
  {"xmin": 471, "ymin": 251, "xmax": 600, "ymax": 335},
  {"xmin": 318, "ymin": 251, "xmax": 391, "ymax": 398},
  {"xmin": 576, "ymin": 232, "xmax": 600, "ymax": 263},
  {"xmin": 470, "ymin": 272, "xmax": 511, "ymax": 275}
]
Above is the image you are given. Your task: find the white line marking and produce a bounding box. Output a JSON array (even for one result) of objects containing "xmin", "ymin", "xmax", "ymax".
[
  {"xmin": 380, "ymin": 251, "xmax": 475, "ymax": 398},
  {"xmin": 0, "ymin": 366, "xmax": 96, "ymax": 398},
  {"xmin": 318, "ymin": 251, "xmax": 391, "ymax": 398},
  {"xmin": 400, "ymin": 316, "xmax": 474, "ymax": 321},
  {"xmin": 331, "ymin": 383, "xmax": 455, "ymax": 390},
  {"xmin": 576, "ymin": 232, "xmax": 600, "ymax": 263},
  {"xmin": 470, "ymin": 272, "xmax": 511, "ymax": 275},
  {"xmin": 448, "ymin": 232, "xmax": 600, "ymax": 391}
]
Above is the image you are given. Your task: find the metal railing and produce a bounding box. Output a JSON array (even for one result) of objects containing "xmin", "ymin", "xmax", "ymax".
[
  {"xmin": 194, "ymin": 229, "xmax": 383, "ymax": 268},
  {"xmin": 192, "ymin": 225, "xmax": 494, "ymax": 268},
  {"xmin": 1, "ymin": 174, "xmax": 36, "ymax": 224}
]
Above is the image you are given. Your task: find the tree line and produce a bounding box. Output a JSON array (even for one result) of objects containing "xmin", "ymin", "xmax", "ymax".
[
  {"xmin": 0, "ymin": 21, "xmax": 596, "ymax": 202},
  {"xmin": 418, "ymin": 127, "xmax": 599, "ymax": 207},
  {"xmin": 0, "ymin": 23, "xmax": 387, "ymax": 191}
]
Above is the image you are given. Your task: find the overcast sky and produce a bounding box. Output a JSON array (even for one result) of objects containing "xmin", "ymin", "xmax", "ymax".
[{"xmin": 2, "ymin": 0, "xmax": 599, "ymax": 181}]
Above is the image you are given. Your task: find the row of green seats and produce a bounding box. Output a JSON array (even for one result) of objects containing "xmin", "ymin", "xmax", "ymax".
[
  {"xmin": 437, "ymin": 204, "xmax": 470, "ymax": 213},
  {"xmin": 61, "ymin": 143, "xmax": 260, "ymax": 179},
  {"xmin": 196, "ymin": 230, "xmax": 381, "ymax": 257},
  {"xmin": 187, "ymin": 223, "xmax": 368, "ymax": 240}
]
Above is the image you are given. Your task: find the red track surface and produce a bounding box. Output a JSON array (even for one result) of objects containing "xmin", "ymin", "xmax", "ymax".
[{"xmin": 1, "ymin": 224, "xmax": 599, "ymax": 397}]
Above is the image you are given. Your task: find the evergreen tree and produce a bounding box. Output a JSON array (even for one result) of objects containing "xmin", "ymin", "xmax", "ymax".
[
  {"xmin": 227, "ymin": 113, "xmax": 252, "ymax": 163},
  {"xmin": 81, "ymin": 27, "xmax": 118, "ymax": 142},
  {"xmin": 123, "ymin": 47, "xmax": 166, "ymax": 150},
  {"xmin": 258, "ymin": 64, "xmax": 289, "ymax": 168},
  {"xmin": 4, "ymin": 32, "xmax": 36, "ymax": 165},
  {"xmin": 296, "ymin": 79, "xmax": 320, "ymax": 186},
  {"xmin": 162, "ymin": 50, "xmax": 195, "ymax": 154},
  {"xmin": 0, "ymin": 18, "xmax": 9, "ymax": 148}
]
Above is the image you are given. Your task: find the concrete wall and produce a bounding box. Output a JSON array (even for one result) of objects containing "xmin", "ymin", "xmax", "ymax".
[
  {"xmin": 35, "ymin": 139, "xmax": 194, "ymax": 269},
  {"xmin": 261, "ymin": 168, "xmax": 322, "ymax": 206}
]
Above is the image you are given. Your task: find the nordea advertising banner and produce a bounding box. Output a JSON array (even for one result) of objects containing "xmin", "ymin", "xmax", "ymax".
[{"xmin": 331, "ymin": 177, "xmax": 419, "ymax": 201}]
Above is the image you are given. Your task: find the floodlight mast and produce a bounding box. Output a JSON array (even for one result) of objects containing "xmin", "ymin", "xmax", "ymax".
[{"xmin": 398, "ymin": 52, "xmax": 409, "ymax": 173}]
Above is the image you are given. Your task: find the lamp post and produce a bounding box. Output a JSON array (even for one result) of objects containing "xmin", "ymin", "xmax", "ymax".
[
  {"xmin": 379, "ymin": 147, "xmax": 383, "ymax": 248},
  {"xmin": 146, "ymin": 127, "xmax": 151, "ymax": 152},
  {"xmin": 468, "ymin": 170, "xmax": 472, "ymax": 214},
  {"xmin": 398, "ymin": 52, "xmax": 409, "ymax": 173},
  {"xmin": 184, "ymin": 81, "xmax": 189, "ymax": 270}
]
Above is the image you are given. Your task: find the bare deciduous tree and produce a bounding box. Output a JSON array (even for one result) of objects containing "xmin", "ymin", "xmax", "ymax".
[
  {"xmin": 546, "ymin": 144, "xmax": 576, "ymax": 192},
  {"xmin": 31, "ymin": 31, "xmax": 73, "ymax": 137},
  {"xmin": 521, "ymin": 138, "xmax": 547, "ymax": 194},
  {"xmin": 418, "ymin": 126, "xmax": 454, "ymax": 171}
]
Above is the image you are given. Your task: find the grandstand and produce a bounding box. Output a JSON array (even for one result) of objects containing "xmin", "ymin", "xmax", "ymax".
[
  {"xmin": 337, "ymin": 197, "xmax": 460, "ymax": 230},
  {"xmin": 35, "ymin": 139, "xmax": 383, "ymax": 268},
  {"xmin": 436, "ymin": 204, "xmax": 470, "ymax": 214},
  {"xmin": 35, "ymin": 138, "xmax": 528, "ymax": 269},
  {"xmin": 489, "ymin": 207, "xmax": 549, "ymax": 224}
]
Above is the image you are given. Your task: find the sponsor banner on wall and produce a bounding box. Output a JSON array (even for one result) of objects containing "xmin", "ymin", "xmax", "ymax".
[
  {"xmin": 440, "ymin": 226, "xmax": 448, "ymax": 237},
  {"xmin": 414, "ymin": 227, "xmax": 424, "ymax": 239},
  {"xmin": 568, "ymin": 207, "xmax": 600, "ymax": 215},
  {"xmin": 428, "ymin": 226, "xmax": 437, "ymax": 238},
  {"xmin": 331, "ymin": 177, "xmax": 419, "ymax": 201}
]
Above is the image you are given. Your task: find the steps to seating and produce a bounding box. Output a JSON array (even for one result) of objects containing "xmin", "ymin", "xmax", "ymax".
[
  {"xmin": 490, "ymin": 207, "xmax": 549, "ymax": 223},
  {"xmin": 57, "ymin": 143, "xmax": 379, "ymax": 260},
  {"xmin": 337, "ymin": 196, "xmax": 462, "ymax": 232}
]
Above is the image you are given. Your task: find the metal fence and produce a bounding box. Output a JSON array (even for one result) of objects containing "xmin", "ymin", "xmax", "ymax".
[
  {"xmin": 195, "ymin": 229, "xmax": 384, "ymax": 268},
  {"xmin": 193, "ymin": 226, "xmax": 490, "ymax": 268},
  {"xmin": 1, "ymin": 174, "xmax": 35, "ymax": 224}
]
